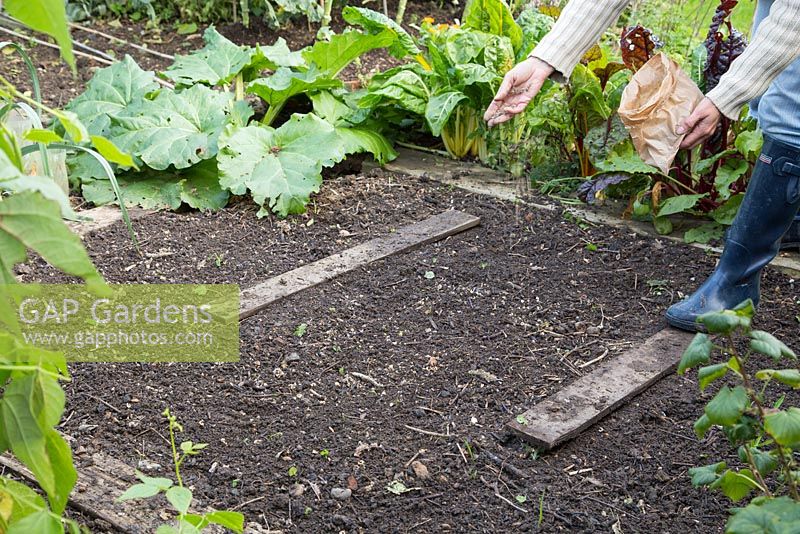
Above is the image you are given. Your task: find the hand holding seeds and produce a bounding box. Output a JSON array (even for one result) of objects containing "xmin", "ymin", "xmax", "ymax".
[{"xmin": 484, "ymin": 56, "xmax": 555, "ymax": 127}]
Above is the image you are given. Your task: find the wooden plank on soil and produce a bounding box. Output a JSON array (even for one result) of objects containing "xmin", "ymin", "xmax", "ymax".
[
  {"xmin": 68, "ymin": 205, "xmax": 149, "ymax": 238},
  {"xmin": 507, "ymin": 328, "xmax": 695, "ymax": 450},
  {"xmin": 0, "ymin": 452, "xmax": 166, "ymax": 533},
  {"xmin": 239, "ymin": 209, "xmax": 481, "ymax": 320}
]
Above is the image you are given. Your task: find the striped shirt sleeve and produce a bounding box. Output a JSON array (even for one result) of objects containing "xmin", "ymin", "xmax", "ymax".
[
  {"xmin": 707, "ymin": 0, "xmax": 800, "ymax": 119},
  {"xmin": 529, "ymin": 0, "xmax": 631, "ymax": 81}
]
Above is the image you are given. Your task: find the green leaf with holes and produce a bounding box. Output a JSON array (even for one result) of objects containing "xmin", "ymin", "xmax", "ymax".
[
  {"xmin": 65, "ymin": 56, "xmax": 159, "ymax": 136},
  {"xmin": 164, "ymin": 26, "xmax": 253, "ymax": 86},
  {"xmin": 218, "ymin": 114, "xmax": 347, "ymax": 217},
  {"xmin": 110, "ymin": 85, "xmax": 230, "ymax": 170}
]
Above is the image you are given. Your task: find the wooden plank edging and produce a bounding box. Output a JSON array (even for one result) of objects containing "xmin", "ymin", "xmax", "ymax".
[
  {"xmin": 507, "ymin": 328, "xmax": 695, "ymax": 450},
  {"xmin": 239, "ymin": 209, "xmax": 481, "ymax": 320}
]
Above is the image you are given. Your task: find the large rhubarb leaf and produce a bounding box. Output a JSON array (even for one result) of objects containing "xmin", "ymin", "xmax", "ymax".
[
  {"xmin": 341, "ymin": 7, "xmax": 420, "ymax": 58},
  {"xmin": 110, "ymin": 85, "xmax": 230, "ymax": 170},
  {"xmin": 247, "ymin": 66, "xmax": 342, "ymax": 109},
  {"xmin": 64, "ymin": 56, "xmax": 159, "ymax": 136},
  {"xmin": 164, "ymin": 26, "xmax": 253, "ymax": 87},
  {"xmin": 217, "ymin": 114, "xmax": 347, "ymax": 217},
  {"xmin": 82, "ymin": 160, "xmax": 228, "ymax": 211},
  {"xmin": 462, "ymin": 0, "xmax": 523, "ymax": 52},
  {"xmin": 302, "ymin": 29, "xmax": 396, "ymax": 78}
]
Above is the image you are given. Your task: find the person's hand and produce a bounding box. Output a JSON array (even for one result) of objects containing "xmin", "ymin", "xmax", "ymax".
[
  {"xmin": 677, "ymin": 98, "xmax": 722, "ymax": 149},
  {"xmin": 484, "ymin": 57, "xmax": 554, "ymax": 127}
]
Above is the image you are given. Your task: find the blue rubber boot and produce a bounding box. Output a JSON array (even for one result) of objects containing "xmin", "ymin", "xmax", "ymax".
[
  {"xmin": 666, "ymin": 136, "xmax": 800, "ymax": 332},
  {"xmin": 780, "ymin": 216, "xmax": 800, "ymax": 251}
]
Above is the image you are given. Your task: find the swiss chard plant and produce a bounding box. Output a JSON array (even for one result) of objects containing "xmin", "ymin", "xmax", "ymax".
[
  {"xmin": 678, "ymin": 301, "xmax": 800, "ymax": 533},
  {"xmin": 65, "ymin": 14, "xmax": 405, "ymax": 217},
  {"xmin": 574, "ymin": 0, "xmax": 757, "ymax": 241},
  {"xmin": 357, "ymin": 0, "xmax": 552, "ymax": 163}
]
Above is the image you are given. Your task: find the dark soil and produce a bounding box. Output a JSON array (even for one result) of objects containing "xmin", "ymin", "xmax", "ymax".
[{"xmin": 22, "ymin": 169, "xmax": 800, "ymax": 533}]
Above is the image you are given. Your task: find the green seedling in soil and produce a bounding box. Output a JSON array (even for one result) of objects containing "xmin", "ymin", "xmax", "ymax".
[
  {"xmin": 479, "ymin": 261, "xmax": 490, "ymax": 270},
  {"xmin": 515, "ymin": 495, "xmax": 527, "ymax": 504},
  {"xmin": 319, "ymin": 449, "xmax": 330, "ymax": 459},
  {"xmin": 288, "ymin": 466, "xmax": 298, "ymax": 477},
  {"xmin": 515, "ymin": 414, "xmax": 529, "ymax": 426},
  {"xmin": 585, "ymin": 242, "xmax": 599, "ymax": 252},
  {"xmin": 562, "ymin": 211, "xmax": 591, "ymax": 231},
  {"xmin": 294, "ymin": 323, "xmax": 308, "ymax": 337},
  {"xmin": 211, "ymin": 252, "xmax": 225, "ymax": 268},
  {"xmin": 646, "ymin": 279, "xmax": 669, "ymax": 296},
  {"xmin": 424, "ymin": 271, "xmax": 435, "ymax": 280},
  {"xmin": 338, "ymin": 367, "xmax": 346, "ymax": 376},
  {"xmin": 678, "ymin": 300, "xmax": 800, "ymax": 531},
  {"xmin": 117, "ymin": 408, "xmax": 244, "ymax": 533},
  {"xmin": 538, "ymin": 488, "xmax": 546, "ymax": 527},
  {"xmin": 463, "ymin": 439, "xmax": 475, "ymax": 460}
]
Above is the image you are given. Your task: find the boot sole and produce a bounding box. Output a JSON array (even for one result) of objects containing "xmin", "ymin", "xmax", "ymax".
[{"xmin": 665, "ymin": 310, "xmax": 706, "ymax": 333}]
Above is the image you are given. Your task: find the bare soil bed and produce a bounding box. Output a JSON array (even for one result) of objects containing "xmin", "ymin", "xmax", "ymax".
[{"xmin": 22, "ymin": 168, "xmax": 800, "ymax": 533}]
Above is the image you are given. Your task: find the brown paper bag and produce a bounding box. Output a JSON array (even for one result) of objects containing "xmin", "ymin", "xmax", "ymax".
[{"xmin": 618, "ymin": 53, "xmax": 704, "ymax": 174}]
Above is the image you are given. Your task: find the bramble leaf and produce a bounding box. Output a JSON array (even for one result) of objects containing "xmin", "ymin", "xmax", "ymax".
[
  {"xmin": 705, "ymin": 385, "xmax": 748, "ymax": 426},
  {"xmin": 693, "ymin": 413, "xmax": 714, "ymax": 439},
  {"xmin": 688, "ymin": 461, "xmax": 725, "ymax": 486},
  {"xmin": 755, "ymin": 369, "xmax": 800, "ymax": 388},
  {"xmin": 764, "ymin": 408, "xmax": 800, "ymax": 447},
  {"xmin": 698, "ymin": 363, "xmax": 728, "ymax": 392},
  {"xmin": 750, "ymin": 330, "xmax": 797, "ymax": 361},
  {"xmin": 678, "ymin": 333, "xmax": 712, "ymax": 375},
  {"xmin": 726, "ymin": 496, "xmax": 800, "ymax": 534},
  {"xmin": 711, "ymin": 469, "xmax": 758, "ymax": 502}
]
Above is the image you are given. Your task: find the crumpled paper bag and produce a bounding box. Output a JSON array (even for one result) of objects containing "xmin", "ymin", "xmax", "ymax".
[{"xmin": 618, "ymin": 53, "xmax": 704, "ymax": 174}]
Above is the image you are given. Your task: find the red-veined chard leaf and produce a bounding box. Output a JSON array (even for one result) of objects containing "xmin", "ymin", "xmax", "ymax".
[
  {"xmin": 703, "ymin": 0, "xmax": 747, "ymax": 92},
  {"xmin": 620, "ymin": 25, "xmax": 661, "ymax": 72}
]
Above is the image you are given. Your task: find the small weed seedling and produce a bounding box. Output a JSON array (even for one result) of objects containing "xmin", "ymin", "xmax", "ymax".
[
  {"xmin": 117, "ymin": 409, "xmax": 244, "ymax": 533},
  {"xmin": 294, "ymin": 323, "xmax": 308, "ymax": 337},
  {"xmin": 678, "ymin": 300, "xmax": 800, "ymax": 531}
]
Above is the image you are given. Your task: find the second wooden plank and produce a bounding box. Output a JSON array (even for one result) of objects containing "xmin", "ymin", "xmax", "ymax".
[{"xmin": 239, "ymin": 209, "xmax": 481, "ymax": 320}]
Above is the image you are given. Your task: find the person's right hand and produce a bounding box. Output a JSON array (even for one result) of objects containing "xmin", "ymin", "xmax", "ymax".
[{"xmin": 484, "ymin": 57, "xmax": 555, "ymax": 127}]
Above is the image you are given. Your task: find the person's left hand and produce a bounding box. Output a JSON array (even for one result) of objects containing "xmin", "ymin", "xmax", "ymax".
[{"xmin": 677, "ymin": 97, "xmax": 723, "ymax": 149}]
